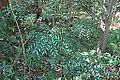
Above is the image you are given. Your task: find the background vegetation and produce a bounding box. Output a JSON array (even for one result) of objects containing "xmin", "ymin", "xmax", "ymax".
[{"xmin": 0, "ymin": 0, "xmax": 120, "ymax": 80}]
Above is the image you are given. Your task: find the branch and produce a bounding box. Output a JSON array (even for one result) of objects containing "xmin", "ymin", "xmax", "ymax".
[{"xmin": 8, "ymin": 0, "xmax": 27, "ymax": 79}]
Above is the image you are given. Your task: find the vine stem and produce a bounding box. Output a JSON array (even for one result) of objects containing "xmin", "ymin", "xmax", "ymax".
[{"xmin": 8, "ymin": 0, "xmax": 27, "ymax": 79}]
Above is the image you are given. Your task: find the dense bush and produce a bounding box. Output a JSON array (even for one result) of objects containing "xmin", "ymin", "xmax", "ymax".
[{"xmin": 0, "ymin": 0, "xmax": 120, "ymax": 80}]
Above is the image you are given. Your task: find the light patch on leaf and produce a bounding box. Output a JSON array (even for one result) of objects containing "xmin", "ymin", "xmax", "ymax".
[{"xmin": 76, "ymin": 75, "xmax": 82, "ymax": 80}]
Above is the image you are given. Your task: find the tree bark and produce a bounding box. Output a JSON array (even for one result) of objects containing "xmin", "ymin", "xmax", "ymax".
[{"xmin": 0, "ymin": 0, "xmax": 9, "ymax": 10}]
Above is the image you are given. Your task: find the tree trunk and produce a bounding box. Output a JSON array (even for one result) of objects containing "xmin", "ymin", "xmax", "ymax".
[
  {"xmin": 33, "ymin": 0, "xmax": 42, "ymax": 23},
  {"xmin": 97, "ymin": 23, "xmax": 110, "ymax": 53},
  {"xmin": 97, "ymin": 0, "xmax": 118, "ymax": 53}
]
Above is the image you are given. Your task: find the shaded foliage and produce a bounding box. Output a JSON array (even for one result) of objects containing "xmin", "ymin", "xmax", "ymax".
[{"xmin": 0, "ymin": 0, "xmax": 120, "ymax": 80}]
